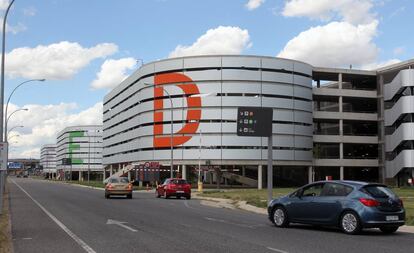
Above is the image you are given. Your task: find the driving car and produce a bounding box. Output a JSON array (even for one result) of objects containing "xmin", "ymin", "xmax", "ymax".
[
  {"xmin": 268, "ymin": 181, "xmax": 405, "ymax": 234},
  {"xmin": 156, "ymin": 178, "xmax": 191, "ymax": 199},
  {"xmin": 105, "ymin": 177, "xmax": 133, "ymax": 199}
]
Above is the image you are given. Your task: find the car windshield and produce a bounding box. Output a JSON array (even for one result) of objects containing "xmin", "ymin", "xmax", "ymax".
[
  {"xmin": 169, "ymin": 179, "xmax": 188, "ymax": 185},
  {"xmin": 362, "ymin": 185, "xmax": 396, "ymax": 198},
  {"xmin": 109, "ymin": 177, "xmax": 129, "ymax": 184}
]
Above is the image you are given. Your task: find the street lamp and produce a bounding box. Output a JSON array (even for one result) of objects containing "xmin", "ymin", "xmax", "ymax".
[
  {"xmin": 7, "ymin": 125, "xmax": 23, "ymax": 135},
  {"xmin": 4, "ymin": 79, "xmax": 45, "ymax": 141},
  {"xmin": 144, "ymin": 82, "xmax": 174, "ymax": 178},
  {"xmin": 5, "ymin": 108, "xmax": 28, "ymax": 142},
  {"xmin": 1, "ymin": 0, "xmax": 16, "ymax": 142},
  {"xmin": 7, "ymin": 134, "xmax": 19, "ymax": 142}
]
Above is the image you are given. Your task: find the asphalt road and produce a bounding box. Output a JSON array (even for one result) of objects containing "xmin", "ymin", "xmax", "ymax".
[{"xmin": 8, "ymin": 177, "xmax": 414, "ymax": 253}]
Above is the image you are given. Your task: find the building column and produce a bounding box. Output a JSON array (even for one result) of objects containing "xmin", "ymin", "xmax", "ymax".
[
  {"xmin": 339, "ymin": 119, "xmax": 343, "ymax": 136},
  {"xmin": 308, "ymin": 166, "xmax": 313, "ymax": 184},
  {"xmin": 182, "ymin": 165, "xmax": 187, "ymax": 180},
  {"xmin": 340, "ymin": 166, "xmax": 344, "ymax": 180},
  {"xmin": 128, "ymin": 171, "xmax": 131, "ymax": 181},
  {"xmin": 110, "ymin": 165, "xmax": 113, "ymax": 176},
  {"xmin": 258, "ymin": 165, "xmax": 263, "ymax": 190},
  {"xmin": 242, "ymin": 166, "xmax": 246, "ymax": 177},
  {"xmin": 79, "ymin": 171, "xmax": 83, "ymax": 181},
  {"xmin": 338, "ymin": 73, "xmax": 343, "ymax": 89}
]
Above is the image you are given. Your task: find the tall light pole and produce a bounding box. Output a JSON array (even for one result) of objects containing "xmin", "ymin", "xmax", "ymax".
[
  {"xmin": 7, "ymin": 125, "xmax": 23, "ymax": 135},
  {"xmin": 5, "ymin": 78, "xmax": 45, "ymax": 141},
  {"xmin": 145, "ymin": 83, "xmax": 174, "ymax": 178},
  {"xmin": 1, "ymin": 0, "xmax": 16, "ymax": 142},
  {"xmin": 5, "ymin": 108, "xmax": 28, "ymax": 142}
]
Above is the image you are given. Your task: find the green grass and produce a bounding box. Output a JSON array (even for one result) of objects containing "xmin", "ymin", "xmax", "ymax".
[{"xmin": 200, "ymin": 188, "xmax": 414, "ymax": 226}]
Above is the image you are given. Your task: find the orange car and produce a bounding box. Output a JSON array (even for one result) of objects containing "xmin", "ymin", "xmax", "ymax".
[{"xmin": 105, "ymin": 177, "xmax": 133, "ymax": 199}]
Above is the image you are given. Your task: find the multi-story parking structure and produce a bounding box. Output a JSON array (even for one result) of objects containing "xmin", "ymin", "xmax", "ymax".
[
  {"xmin": 103, "ymin": 55, "xmax": 414, "ymax": 187},
  {"xmin": 56, "ymin": 125, "xmax": 103, "ymax": 181},
  {"xmin": 40, "ymin": 144, "xmax": 57, "ymax": 178}
]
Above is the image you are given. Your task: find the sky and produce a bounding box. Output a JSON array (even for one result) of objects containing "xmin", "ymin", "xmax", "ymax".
[{"xmin": 1, "ymin": 0, "xmax": 413, "ymax": 159}]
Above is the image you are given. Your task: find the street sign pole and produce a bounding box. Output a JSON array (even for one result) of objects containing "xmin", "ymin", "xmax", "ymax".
[
  {"xmin": 236, "ymin": 107, "xmax": 273, "ymax": 204},
  {"xmin": 267, "ymin": 136, "xmax": 273, "ymax": 204}
]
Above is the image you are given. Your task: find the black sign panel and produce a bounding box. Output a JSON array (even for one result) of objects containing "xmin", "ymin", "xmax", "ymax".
[
  {"xmin": 62, "ymin": 158, "xmax": 72, "ymax": 165},
  {"xmin": 237, "ymin": 107, "xmax": 273, "ymax": 137}
]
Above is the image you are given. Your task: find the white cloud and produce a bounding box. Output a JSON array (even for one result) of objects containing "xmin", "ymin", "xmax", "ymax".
[
  {"xmin": 278, "ymin": 21, "xmax": 379, "ymax": 68},
  {"xmin": 169, "ymin": 26, "xmax": 251, "ymax": 58},
  {"xmin": 282, "ymin": 0, "xmax": 375, "ymax": 25},
  {"xmin": 245, "ymin": 0, "xmax": 265, "ymax": 10},
  {"xmin": 0, "ymin": 0, "xmax": 10, "ymax": 10},
  {"xmin": 393, "ymin": 46, "xmax": 405, "ymax": 56},
  {"xmin": 5, "ymin": 41, "xmax": 118, "ymax": 80},
  {"xmin": 23, "ymin": 6, "xmax": 37, "ymax": 16},
  {"xmin": 5, "ymin": 22, "xmax": 27, "ymax": 34},
  {"xmin": 91, "ymin": 58, "xmax": 136, "ymax": 90},
  {"xmin": 7, "ymin": 102, "xmax": 103, "ymax": 159}
]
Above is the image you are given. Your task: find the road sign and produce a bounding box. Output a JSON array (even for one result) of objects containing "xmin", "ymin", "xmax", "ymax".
[
  {"xmin": 237, "ymin": 107, "xmax": 273, "ymax": 137},
  {"xmin": 0, "ymin": 142, "xmax": 8, "ymax": 171},
  {"xmin": 236, "ymin": 107, "xmax": 274, "ymax": 204},
  {"xmin": 62, "ymin": 158, "xmax": 71, "ymax": 165}
]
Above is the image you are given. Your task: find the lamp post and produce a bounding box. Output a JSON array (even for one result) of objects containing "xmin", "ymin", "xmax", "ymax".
[
  {"xmin": 144, "ymin": 83, "xmax": 174, "ymax": 178},
  {"xmin": 1, "ymin": 0, "xmax": 16, "ymax": 142},
  {"xmin": 7, "ymin": 125, "xmax": 23, "ymax": 135},
  {"xmin": 7, "ymin": 134, "xmax": 19, "ymax": 142},
  {"xmin": 4, "ymin": 79, "xmax": 45, "ymax": 141},
  {"xmin": 5, "ymin": 108, "xmax": 28, "ymax": 142}
]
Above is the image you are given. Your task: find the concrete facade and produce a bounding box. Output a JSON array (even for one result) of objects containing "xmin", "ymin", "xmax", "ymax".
[
  {"xmin": 56, "ymin": 125, "xmax": 103, "ymax": 181},
  {"xmin": 40, "ymin": 144, "xmax": 57, "ymax": 177},
  {"xmin": 102, "ymin": 55, "xmax": 414, "ymax": 186}
]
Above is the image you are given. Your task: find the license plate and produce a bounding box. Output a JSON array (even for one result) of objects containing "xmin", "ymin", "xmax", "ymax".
[
  {"xmin": 386, "ymin": 216, "xmax": 399, "ymax": 221},
  {"xmin": 176, "ymin": 191, "xmax": 184, "ymax": 193}
]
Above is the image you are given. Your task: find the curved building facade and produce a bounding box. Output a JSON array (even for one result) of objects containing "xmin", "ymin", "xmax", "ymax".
[{"xmin": 103, "ymin": 55, "xmax": 313, "ymax": 175}]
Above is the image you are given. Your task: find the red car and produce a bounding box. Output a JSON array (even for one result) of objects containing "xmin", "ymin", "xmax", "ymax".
[{"xmin": 156, "ymin": 178, "xmax": 191, "ymax": 199}]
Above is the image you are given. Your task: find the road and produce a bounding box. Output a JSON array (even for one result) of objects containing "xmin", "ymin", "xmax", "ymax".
[{"xmin": 8, "ymin": 177, "xmax": 414, "ymax": 253}]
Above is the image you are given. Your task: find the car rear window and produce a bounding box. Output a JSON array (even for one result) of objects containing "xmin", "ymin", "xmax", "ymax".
[
  {"xmin": 361, "ymin": 185, "xmax": 396, "ymax": 198},
  {"xmin": 109, "ymin": 177, "xmax": 129, "ymax": 183},
  {"xmin": 170, "ymin": 179, "xmax": 188, "ymax": 185}
]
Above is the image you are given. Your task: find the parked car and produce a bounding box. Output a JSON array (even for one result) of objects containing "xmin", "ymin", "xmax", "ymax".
[
  {"xmin": 156, "ymin": 178, "xmax": 191, "ymax": 199},
  {"xmin": 105, "ymin": 177, "xmax": 133, "ymax": 199},
  {"xmin": 16, "ymin": 174, "xmax": 21, "ymax": 178},
  {"xmin": 268, "ymin": 181, "xmax": 405, "ymax": 234}
]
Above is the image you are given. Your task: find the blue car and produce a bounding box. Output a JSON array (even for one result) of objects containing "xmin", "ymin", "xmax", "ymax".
[{"xmin": 267, "ymin": 181, "xmax": 405, "ymax": 234}]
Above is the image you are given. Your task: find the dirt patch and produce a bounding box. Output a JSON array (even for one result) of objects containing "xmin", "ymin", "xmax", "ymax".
[{"xmin": 0, "ymin": 184, "xmax": 13, "ymax": 253}]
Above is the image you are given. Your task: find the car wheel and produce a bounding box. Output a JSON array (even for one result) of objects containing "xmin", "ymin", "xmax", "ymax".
[
  {"xmin": 340, "ymin": 211, "xmax": 361, "ymax": 235},
  {"xmin": 105, "ymin": 194, "xmax": 110, "ymax": 199},
  {"xmin": 186, "ymin": 195, "xmax": 191, "ymax": 200},
  {"xmin": 156, "ymin": 191, "xmax": 161, "ymax": 198},
  {"xmin": 271, "ymin": 206, "xmax": 289, "ymax": 228},
  {"xmin": 379, "ymin": 226, "xmax": 399, "ymax": 234},
  {"xmin": 127, "ymin": 194, "xmax": 132, "ymax": 199}
]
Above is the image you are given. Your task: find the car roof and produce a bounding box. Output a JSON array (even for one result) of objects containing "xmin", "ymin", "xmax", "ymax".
[{"xmin": 311, "ymin": 180, "xmax": 384, "ymax": 188}]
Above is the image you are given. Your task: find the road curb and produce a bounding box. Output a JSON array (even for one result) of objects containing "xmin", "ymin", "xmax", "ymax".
[{"xmin": 193, "ymin": 194, "xmax": 266, "ymax": 215}]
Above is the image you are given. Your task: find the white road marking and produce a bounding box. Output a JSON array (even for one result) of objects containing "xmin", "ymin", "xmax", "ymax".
[
  {"xmin": 11, "ymin": 180, "xmax": 96, "ymax": 253},
  {"xmin": 106, "ymin": 219, "xmax": 138, "ymax": 232},
  {"xmin": 204, "ymin": 217, "xmax": 258, "ymax": 229},
  {"xmin": 22, "ymin": 238, "xmax": 32, "ymax": 240},
  {"xmin": 184, "ymin": 200, "xmax": 194, "ymax": 209},
  {"xmin": 267, "ymin": 247, "xmax": 289, "ymax": 253}
]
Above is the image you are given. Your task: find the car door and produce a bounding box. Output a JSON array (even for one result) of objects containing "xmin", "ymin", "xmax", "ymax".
[
  {"xmin": 286, "ymin": 183, "xmax": 324, "ymax": 222},
  {"xmin": 158, "ymin": 179, "xmax": 169, "ymax": 195},
  {"xmin": 312, "ymin": 183, "xmax": 352, "ymax": 224}
]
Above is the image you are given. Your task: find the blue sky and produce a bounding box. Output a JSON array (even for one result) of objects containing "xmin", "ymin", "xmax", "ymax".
[{"xmin": 1, "ymin": 0, "xmax": 413, "ymax": 158}]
